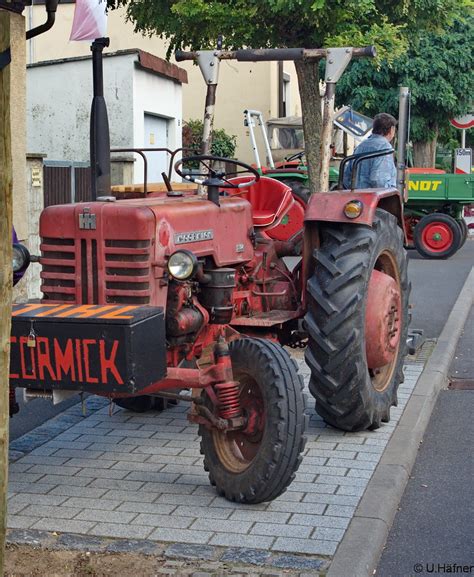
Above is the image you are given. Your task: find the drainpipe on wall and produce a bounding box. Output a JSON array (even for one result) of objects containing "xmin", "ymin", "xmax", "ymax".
[{"xmin": 25, "ymin": 0, "xmax": 59, "ymax": 40}]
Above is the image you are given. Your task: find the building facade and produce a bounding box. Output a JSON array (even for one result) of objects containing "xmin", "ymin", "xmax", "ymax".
[
  {"xmin": 27, "ymin": 49, "xmax": 187, "ymax": 184},
  {"xmin": 26, "ymin": 2, "xmax": 301, "ymax": 166}
]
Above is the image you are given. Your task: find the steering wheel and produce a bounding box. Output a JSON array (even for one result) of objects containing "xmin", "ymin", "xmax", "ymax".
[
  {"xmin": 285, "ymin": 151, "xmax": 305, "ymax": 163},
  {"xmin": 174, "ymin": 155, "xmax": 260, "ymax": 189}
]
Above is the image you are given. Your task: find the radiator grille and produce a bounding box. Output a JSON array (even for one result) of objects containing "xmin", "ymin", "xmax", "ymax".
[
  {"xmin": 104, "ymin": 239, "xmax": 152, "ymax": 304},
  {"xmin": 40, "ymin": 238, "xmax": 77, "ymax": 302},
  {"xmin": 41, "ymin": 237, "xmax": 152, "ymax": 305}
]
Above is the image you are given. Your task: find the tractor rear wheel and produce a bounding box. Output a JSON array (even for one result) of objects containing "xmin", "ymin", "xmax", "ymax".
[
  {"xmin": 114, "ymin": 396, "xmax": 177, "ymax": 413},
  {"xmin": 278, "ymin": 178, "xmax": 310, "ymax": 205},
  {"xmin": 457, "ymin": 218, "xmax": 469, "ymax": 248},
  {"xmin": 414, "ymin": 213, "xmax": 461, "ymax": 259},
  {"xmin": 305, "ymin": 209, "xmax": 409, "ymax": 431},
  {"xmin": 199, "ymin": 338, "xmax": 306, "ymax": 503}
]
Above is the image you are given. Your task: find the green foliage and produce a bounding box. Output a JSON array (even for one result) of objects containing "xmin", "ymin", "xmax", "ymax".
[
  {"xmin": 182, "ymin": 119, "xmax": 237, "ymax": 158},
  {"xmin": 106, "ymin": 0, "xmax": 464, "ymax": 59},
  {"xmin": 335, "ymin": 17, "xmax": 474, "ymax": 145},
  {"xmin": 106, "ymin": 0, "xmax": 467, "ymax": 182}
]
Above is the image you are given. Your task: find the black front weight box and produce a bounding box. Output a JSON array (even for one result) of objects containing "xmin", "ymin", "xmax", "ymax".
[{"xmin": 9, "ymin": 303, "xmax": 166, "ymax": 395}]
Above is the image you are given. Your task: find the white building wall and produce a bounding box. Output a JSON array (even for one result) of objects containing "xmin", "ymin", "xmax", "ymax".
[
  {"xmin": 27, "ymin": 53, "xmax": 135, "ymax": 163},
  {"xmin": 28, "ymin": 4, "xmax": 302, "ymax": 166},
  {"xmin": 132, "ymin": 66, "xmax": 183, "ymax": 183}
]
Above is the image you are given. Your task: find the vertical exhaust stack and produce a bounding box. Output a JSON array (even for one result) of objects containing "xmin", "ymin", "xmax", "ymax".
[
  {"xmin": 90, "ymin": 37, "xmax": 111, "ymax": 201},
  {"xmin": 397, "ymin": 86, "xmax": 410, "ymax": 196}
]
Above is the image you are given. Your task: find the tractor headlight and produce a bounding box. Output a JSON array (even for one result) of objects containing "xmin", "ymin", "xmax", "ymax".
[
  {"xmin": 167, "ymin": 250, "xmax": 198, "ymax": 280},
  {"xmin": 12, "ymin": 244, "xmax": 31, "ymax": 272},
  {"xmin": 343, "ymin": 200, "xmax": 363, "ymax": 219}
]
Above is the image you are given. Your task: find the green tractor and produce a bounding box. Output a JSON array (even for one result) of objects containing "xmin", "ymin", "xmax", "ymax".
[
  {"xmin": 404, "ymin": 166, "xmax": 473, "ymax": 258},
  {"xmin": 244, "ymin": 107, "xmax": 373, "ymax": 201},
  {"xmin": 246, "ymin": 108, "xmax": 472, "ymax": 259}
]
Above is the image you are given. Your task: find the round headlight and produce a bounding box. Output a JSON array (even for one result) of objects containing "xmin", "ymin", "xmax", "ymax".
[
  {"xmin": 12, "ymin": 244, "xmax": 30, "ymax": 272},
  {"xmin": 344, "ymin": 200, "xmax": 364, "ymax": 219},
  {"xmin": 168, "ymin": 250, "xmax": 198, "ymax": 280}
]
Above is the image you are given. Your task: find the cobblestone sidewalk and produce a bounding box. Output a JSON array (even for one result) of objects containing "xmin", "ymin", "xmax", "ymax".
[{"xmin": 8, "ymin": 353, "xmax": 424, "ymax": 572}]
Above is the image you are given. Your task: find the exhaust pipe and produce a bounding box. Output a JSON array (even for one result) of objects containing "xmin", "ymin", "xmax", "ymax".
[
  {"xmin": 90, "ymin": 38, "xmax": 111, "ymax": 201},
  {"xmin": 397, "ymin": 86, "xmax": 410, "ymax": 196}
]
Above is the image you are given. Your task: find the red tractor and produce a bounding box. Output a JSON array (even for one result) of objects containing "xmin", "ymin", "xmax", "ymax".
[{"xmin": 10, "ymin": 44, "xmax": 410, "ymax": 503}]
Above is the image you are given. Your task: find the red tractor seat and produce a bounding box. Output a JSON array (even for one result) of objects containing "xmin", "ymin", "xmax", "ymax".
[{"xmin": 224, "ymin": 176, "xmax": 294, "ymax": 228}]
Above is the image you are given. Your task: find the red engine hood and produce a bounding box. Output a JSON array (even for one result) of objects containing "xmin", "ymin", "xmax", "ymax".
[{"xmin": 40, "ymin": 195, "xmax": 254, "ymax": 268}]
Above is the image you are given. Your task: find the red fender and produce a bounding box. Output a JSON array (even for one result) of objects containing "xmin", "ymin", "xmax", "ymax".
[
  {"xmin": 304, "ymin": 188, "xmax": 405, "ymax": 230},
  {"xmin": 301, "ymin": 189, "xmax": 406, "ymax": 311}
]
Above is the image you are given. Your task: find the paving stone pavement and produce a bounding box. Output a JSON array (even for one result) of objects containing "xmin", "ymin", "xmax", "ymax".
[{"xmin": 8, "ymin": 351, "xmax": 424, "ymax": 569}]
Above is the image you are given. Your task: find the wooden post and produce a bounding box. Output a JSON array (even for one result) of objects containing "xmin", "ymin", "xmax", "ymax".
[{"xmin": 0, "ymin": 9, "xmax": 13, "ymax": 574}]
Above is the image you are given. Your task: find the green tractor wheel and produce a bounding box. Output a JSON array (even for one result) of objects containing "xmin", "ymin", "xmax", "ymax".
[
  {"xmin": 457, "ymin": 218, "xmax": 469, "ymax": 248},
  {"xmin": 414, "ymin": 213, "xmax": 462, "ymax": 259}
]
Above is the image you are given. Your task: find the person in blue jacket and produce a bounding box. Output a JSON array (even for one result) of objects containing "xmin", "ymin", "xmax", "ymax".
[
  {"xmin": 343, "ymin": 113, "xmax": 397, "ymax": 189},
  {"xmin": 12, "ymin": 227, "xmax": 24, "ymax": 285}
]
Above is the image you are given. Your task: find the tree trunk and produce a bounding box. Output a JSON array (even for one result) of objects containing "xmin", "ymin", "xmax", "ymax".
[
  {"xmin": 295, "ymin": 59, "xmax": 322, "ymax": 193},
  {"xmin": 413, "ymin": 135, "xmax": 438, "ymax": 168},
  {"xmin": 0, "ymin": 11, "xmax": 13, "ymax": 575}
]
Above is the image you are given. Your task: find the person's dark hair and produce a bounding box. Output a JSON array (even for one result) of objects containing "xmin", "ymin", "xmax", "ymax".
[{"xmin": 372, "ymin": 113, "xmax": 397, "ymax": 136}]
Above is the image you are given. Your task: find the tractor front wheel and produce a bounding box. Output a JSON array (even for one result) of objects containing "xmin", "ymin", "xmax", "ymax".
[
  {"xmin": 414, "ymin": 213, "xmax": 461, "ymax": 259},
  {"xmin": 305, "ymin": 209, "xmax": 409, "ymax": 431},
  {"xmin": 199, "ymin": 338, "xmax": 306, "ymax": 503}
]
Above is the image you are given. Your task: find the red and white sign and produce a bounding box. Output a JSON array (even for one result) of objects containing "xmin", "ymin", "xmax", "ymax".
[
  {"xmin": 70, "ymin": 0, "xmax": 108, "ymax": 41},
  {"xmin": 450, "ymin": 113, "xmax": 474, "ymax": 130},
  {"xmin": 454, "ymin": 148, "xmax": 472, "ymax": 175}
]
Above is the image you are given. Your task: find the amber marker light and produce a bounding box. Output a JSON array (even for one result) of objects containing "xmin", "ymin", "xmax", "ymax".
[{"xmin": 344, "ymin": 200, "xmax": 364, "ymax": 219}]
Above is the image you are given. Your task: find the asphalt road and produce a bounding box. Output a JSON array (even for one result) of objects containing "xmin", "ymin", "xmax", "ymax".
[
  {"xmin": 375, "ymin": 240, "xmax": 474, "ymax": 577},
  {"xmin": 376, "ymin": 305, "xmax": 474, "ymax": 577},
  {"xmin": 406, "ymin": 239, "xmax": 474, "ymax": 338},
  {"xmin": 9, "ymin": 240, "xmax": 474, "ymax": 442}
]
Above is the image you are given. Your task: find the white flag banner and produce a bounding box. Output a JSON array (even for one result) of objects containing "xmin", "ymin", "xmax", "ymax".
[{"xmin": 70, "ymin": 0, "xmax": 108, "ymax": 41}]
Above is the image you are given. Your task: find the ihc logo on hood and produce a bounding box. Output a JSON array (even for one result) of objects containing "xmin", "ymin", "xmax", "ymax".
[{"xmin": 79, "ymin": 207, "xmax": 96, "ymax": 230}]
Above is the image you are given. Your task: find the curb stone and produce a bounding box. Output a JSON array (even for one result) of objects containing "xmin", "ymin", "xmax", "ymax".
[
  {"xmin": 6, "ymin": 529, "xmax": 330, "ymax": 575},
  {"xmin": 327, "ymin": 267, "xmax": 474, "ymax": 577}
]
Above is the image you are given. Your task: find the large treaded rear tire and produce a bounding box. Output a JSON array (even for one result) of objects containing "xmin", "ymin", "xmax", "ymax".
[
  {"xmin": 304, "ymin": 209, "xmax": 409, "ymax": 431},
  {"xmin": 278, "ymin": 178, "xmax": 310, "ymax": 205},
  {"xmin": 199, "ymin": 338, "xmax": 306, "ymax": 503}
]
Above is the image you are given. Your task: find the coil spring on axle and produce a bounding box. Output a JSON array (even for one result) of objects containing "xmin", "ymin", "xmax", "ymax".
[{"xmin": 214, "ymin": 381, "xmax": 242, "ymax": 419}]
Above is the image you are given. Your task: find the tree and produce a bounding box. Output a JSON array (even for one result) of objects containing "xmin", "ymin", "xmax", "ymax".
[
  {"xmin": 107, "ymin": 0, "xmax": 465, "ymax": 189},
  {"xmin": 336, "ymin": 16, "xmax": 474, "ymax": 167},
  {"xmin": 0, "ymin": 11, "xmax": 13, "ymax": 575}
]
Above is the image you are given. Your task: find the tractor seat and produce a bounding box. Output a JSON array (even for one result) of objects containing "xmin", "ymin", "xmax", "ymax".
[{"xmin": 224, "ymin": 176, "xmax": 294, "ymax": 228}]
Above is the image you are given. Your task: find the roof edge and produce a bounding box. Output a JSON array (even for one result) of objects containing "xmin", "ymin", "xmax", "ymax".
[
  {"xmin": 136, "ymin": 49, "xmax": 188, "ymax": 84},
  {"xmin": 27, "ymin": 48, "xmax": 188, "ymax": 84}
]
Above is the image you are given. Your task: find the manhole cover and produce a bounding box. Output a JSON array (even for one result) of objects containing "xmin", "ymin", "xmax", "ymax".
[{"xmin": 448, "ymin": 379, "xmax": 474, "ymax": 390}]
